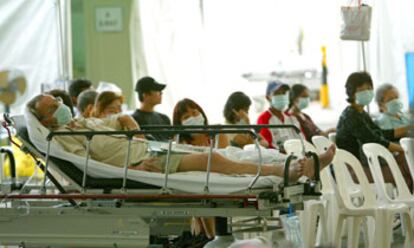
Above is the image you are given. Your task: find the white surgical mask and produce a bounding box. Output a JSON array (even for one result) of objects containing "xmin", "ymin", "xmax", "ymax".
[
  {"xmin": 182, "ymin": 114, "xmax": 205, "ymax": 126},
  {"xmin": 53, "ymin": 103, "xmax": 72, "ymax": 126},
  {"xmin": 236, "ymin": 119, "xmax": 247, "ymax": 125},
  {"xmin": 271, "ymin": 94, "xmax": 289, "ymax": 111}
]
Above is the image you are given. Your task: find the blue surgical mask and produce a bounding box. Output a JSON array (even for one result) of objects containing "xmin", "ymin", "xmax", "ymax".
[
  {"xmin": 298, "ymin": 97, "xmax": 310, "ymax": 110},
  {"xmin": 386, "ymin": 99, "xmax": 403, "ymax": 114},
  {"xmin": 271, "ymin": 94, "xmax": 289, "ymax": 111},
  {"xmin": 182, "ymin": 114, "xmax": 205, "ymax": 126},
  {"xmin": 53, "ymin": 103, "xmax": 72, "ymax": 126},
  {"xmin": 355, "ymin": 90, "xmax": 374, "ymax": 106}
]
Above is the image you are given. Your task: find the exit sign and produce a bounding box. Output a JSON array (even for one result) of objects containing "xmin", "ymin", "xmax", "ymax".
[{"xmin": 96, "ymin": 7, "xmax": 123, "ymax": 32}]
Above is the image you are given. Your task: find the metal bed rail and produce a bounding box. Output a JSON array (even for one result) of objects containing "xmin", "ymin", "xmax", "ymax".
[{"xmin": 44, "ymin": 128, "xmax": 265, "ymax": 194}]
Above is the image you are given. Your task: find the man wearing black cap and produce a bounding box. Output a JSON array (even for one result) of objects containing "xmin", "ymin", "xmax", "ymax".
[
  {"xmin": 131, "ymin": 76, "xmax": 171, "ymax": 141},
  {"xmin": 257, "ymin": 81, "xmax": 304, "ymax": 150}
]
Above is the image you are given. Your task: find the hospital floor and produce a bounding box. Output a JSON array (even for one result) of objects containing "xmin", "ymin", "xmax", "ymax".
[{"xmin": 0, "ymin": 226, "xmax": 406, "ymax": 247}]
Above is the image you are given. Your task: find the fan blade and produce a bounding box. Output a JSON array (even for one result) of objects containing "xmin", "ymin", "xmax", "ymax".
[
  {"xmin": 0, "ymin": 92, "xmax": 16, "ymax": 105},
  {"xmin": 14, "ymin": 77, "xmax": 27, "ymax": 94},
  {"xmin": 0, "ymin": 70, "xmax": 9, "ymax": 88}
]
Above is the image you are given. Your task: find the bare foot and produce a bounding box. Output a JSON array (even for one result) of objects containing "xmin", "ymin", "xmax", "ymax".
[
  {"xmin": 288, "ymin": 160, "xmax": 304, "ymax": 181},
  {"xmin": 303, "ymin": 144, "xmax": 336, "ymax": 179}
]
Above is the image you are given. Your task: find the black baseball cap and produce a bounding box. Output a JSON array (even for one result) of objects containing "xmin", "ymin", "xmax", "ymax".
[{"xmin": 135, "ymin": 76, "xmax": 166, "ymax": 93}]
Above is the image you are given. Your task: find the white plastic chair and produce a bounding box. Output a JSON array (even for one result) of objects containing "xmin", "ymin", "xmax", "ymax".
[
  {"xmin": 363, "ymin": 143, "xmax": 413, "ymax": 205},
  {"xmin": 283, "ymin": 139, "xmax": 329, "ymax": 248},
  {"xmin": 333, "ymin": 148, "xmax": 413, "ymax": 248},
  {"xmin": 400, "ymin": 137, "xmax": 414, "ymax": 181}
]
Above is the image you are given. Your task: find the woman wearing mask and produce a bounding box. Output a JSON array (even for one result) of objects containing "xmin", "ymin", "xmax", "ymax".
[
  {"xmin": 286, "ymin": 84, "xmax": 335, "ymax": 141},
  {"xmin": 93, "ymin": 91, "xmax": 141, "ymax": 133},
  {"xmin": 172, "ymin": 98, "xmax": 229, "ymax": 240},
  {"xmin": 172, "ymin": 98, "xmax": 229, "ymax": 148},
  {"xmin": 223, "ymin": 92, "xmax": 268, "ymax": 148},
  {"xmin": 375, "ymin": 83, "xmax": 413, "ymax": 130},
  {"xmin": 336, "ymin": 72, "xmax": 412, "ymax": 189},
  {"xmin": 257, "ymin": 81, "xmax": 304, "ymax": 150}
]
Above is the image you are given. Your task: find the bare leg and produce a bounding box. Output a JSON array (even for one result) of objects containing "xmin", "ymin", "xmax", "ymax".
[{"xmin": 177, "ymin": 152, "xmax": 304, "ymax": 181}]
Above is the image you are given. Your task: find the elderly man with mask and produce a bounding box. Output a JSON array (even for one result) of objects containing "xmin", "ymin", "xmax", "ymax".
[{"xmin": 26, "ymin": 94, "xmax": 336, "ymax": 179}]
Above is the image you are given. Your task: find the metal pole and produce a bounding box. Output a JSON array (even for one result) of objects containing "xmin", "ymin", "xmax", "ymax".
[
  {"xmin": 121, "ymin": 138, "xmax": 132, "ymax": 192},
  {"xmin": 204, "ymin": 136, "xmax": 215, "ymax": 193},
  {"xmin": 81, "ymin": 139, "xmax": 91, "ymax": 193},
  {"xmin": 248, "ymin": 136, "xmax": 263, "ymax": 191},
  {"xmin": 162, "ymin": 139, "xmax": 173, "ymax": 193},
  {"xmin": 42, "ymin": 140, "xmax": 52, "ymax": 193}
]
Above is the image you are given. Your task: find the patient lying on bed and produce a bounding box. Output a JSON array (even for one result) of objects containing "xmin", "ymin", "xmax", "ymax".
[{"xmin": 26, "ymin": 94, "xmax": 335, "ymax": 181}]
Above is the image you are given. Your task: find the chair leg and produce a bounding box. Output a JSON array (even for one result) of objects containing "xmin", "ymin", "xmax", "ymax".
[
  {"xmin": 301, "ymin": 204, "xmax": 320, "ymax": 248},
  {"xmin": 347, "ymin": 216, "xmax": 363, "ymax": 248},
  {"xmin": 318, "ymin": 206, "xmax": 329, "ymax": 247},
  {"xmin": 334, "ymin": 215, "xmax": 345, "ymax": 248},
  {"xmin": 401, "ymin": 212, "xmax": 413, "ymax": 248},
  {"xmin": 375, "ymin": 210, "xmax": 394, "ymax": 248}
]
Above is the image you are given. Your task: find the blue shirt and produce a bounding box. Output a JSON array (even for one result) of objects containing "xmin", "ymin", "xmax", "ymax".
[{"xmin": 375, "ymin": 112, "xmax": 411, "ymax": 130}]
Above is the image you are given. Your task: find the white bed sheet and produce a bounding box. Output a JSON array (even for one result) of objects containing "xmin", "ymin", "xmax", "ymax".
[{"xmin": 24, "ymin": 108, "xmax": 282, "ymax": 194}]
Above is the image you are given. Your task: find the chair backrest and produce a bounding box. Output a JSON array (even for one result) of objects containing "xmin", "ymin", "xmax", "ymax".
[
  {"xmin": 400, "ymin": 137, "xmax": 414, "ymax": 180},
  {"xmin": 328, "ymin": 132, "xmax": 336, "ymax": 144},
  {"xmin": 284, "ymin": 139, "xmax": 316, "ymax": 156},
  {"xmin": 311, "ymin": 136, "xmax": 338, "ymax": 194},
  {"xmin": 363, "ymin": 143, "xmax": 412, "ymax": 202},
  {"xmin": 332, "ymin": 149, "xmax": 377, "ymax": 209},
  {"xmin": 312, "ymin": 135, "xmax": 360, "ymax": 192}
]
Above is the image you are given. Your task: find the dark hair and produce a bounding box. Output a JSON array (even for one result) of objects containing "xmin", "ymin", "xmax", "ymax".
[
  {"xmin": 345, "ymin": 71, "xmax": 373, "ymax": 103},
  {"xmin": 289, "ymin": 84, "xmax": 308, "ymax": 108},
  {"xmin": 47, "ymin": 89, "xmax": 75, "ymax": 117},
  {"xmin": 68, "ymin": 79, "xmax": 92, "ymax": 98},
  {"xmin": 77, "ymin": 90, "xmax": 98, "ymax": 112},
  {"xmin": 94, "ymin": 91, "xmax": 124, "ymax": 117},
  {"xmin": 172, "ymin": 98, "xmax": 208, "ymax": 143},
  {"xmin": 223, "ymin": 92, "xmax": 251, "ymax": 123}
]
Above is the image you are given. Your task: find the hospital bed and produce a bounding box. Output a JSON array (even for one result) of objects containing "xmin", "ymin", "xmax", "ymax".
[{"xmin": 0, "ymin": 113, "xmax": 320, "ymax": 247}]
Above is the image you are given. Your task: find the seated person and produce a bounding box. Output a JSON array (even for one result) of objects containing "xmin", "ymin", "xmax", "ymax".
[
  {"xmin": 26, "ymin": 94, "xmax": 336, "ymax": 181},
  {"xmin": 257, "ymin": 81, "xmax": 304, "ymax": 150},
  {"xmin": 47, "ymin": 89, "xmax": 75, "ymax": 117},
  {"xmin": 77, "ymin": 89, "xmax": 98, "ymax": 118},
  {"xmin": 93, "ymin": 91, "xmax": 139, "ymax": 133},
  {"xmin": 68, "ymin": 78, "xmax": 93, "ymax": 115},
  {"xmin": 375, "ymin": 83, "xmax": 413, "ymax": 130},
  {"xmin": 223, "ymin": 91, "xmax": 268, "ymax": 148},
  {"xmin": 173, "ymin": 98, "xmax": 229, "ymax": 148},
  {"xmin": 131, "ymin": 76, "xmax": 171, "ymax": 141},
  {"xmin": 336, "ymin": 71, "xmax": 413, "ymax": 189},
  {"xmin": 286, "ymin": 84, "xmax": 335, "ymax": 142}
]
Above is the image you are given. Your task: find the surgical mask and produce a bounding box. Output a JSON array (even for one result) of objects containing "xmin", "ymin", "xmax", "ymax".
[
  {"xmin": 297, "ymin": 97, "xmax": 310, "ymax": 110},
  {"xmin": 182, "ymin": 114, "xmax": 205, "ymax": 126},
  {"xmin": 386, "ymin": 99, "xmax": 403, "ymax": 115},
  {"xmin": 355, "ymin": 90, "xmax": 374, "ymax": 106},
  {"xmin": 236, "ymin": 119, "xmax": 247, "ymax": 125},
  {"xmin": 53, "ymin": 103, "xmax": 72, "ymax": 126},
  {"xmin": 271, "ymin": 94, "xmax": 289, "ymax": 111}
]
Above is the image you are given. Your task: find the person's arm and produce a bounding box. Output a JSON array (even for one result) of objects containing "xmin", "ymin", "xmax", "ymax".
[
  {"xmin": 388, "ymin": 142, "xmax": 404, "ymax": 153},
  {"xmin": 117, "ymin": 115, "xmax": 145, "ymax": 138},
  {"xmin": 394, "ymin": 125, "xmax": 414, "ymax": 138}
]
